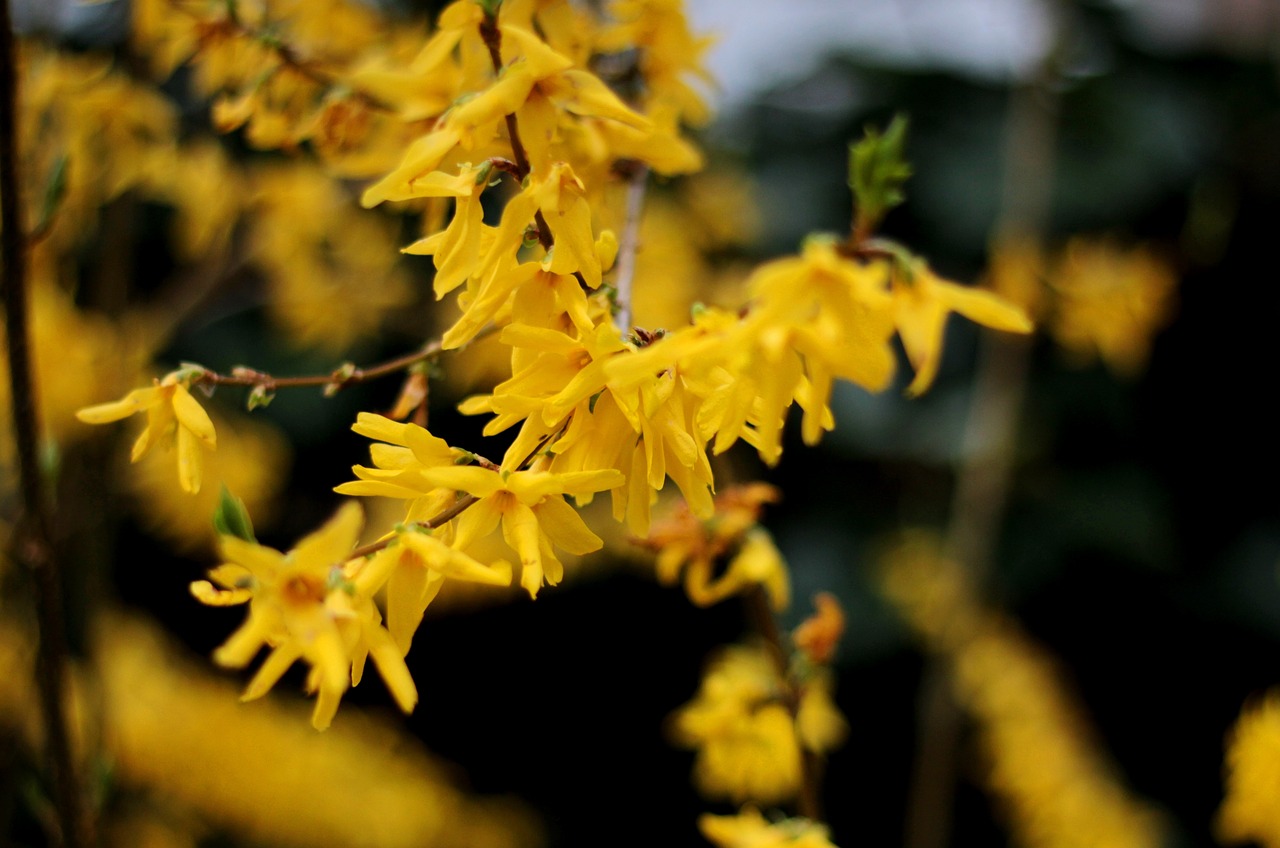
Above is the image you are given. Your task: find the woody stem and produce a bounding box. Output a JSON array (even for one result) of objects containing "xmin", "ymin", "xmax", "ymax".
[{"xmin": 0, "ymin": 9, "xmax": 90, "ymax": 847}]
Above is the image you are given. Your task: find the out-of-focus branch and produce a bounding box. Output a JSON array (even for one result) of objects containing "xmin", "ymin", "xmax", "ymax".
[
  {"xmin": 0, "ymin": 10, "xmax": 90, "ymax": 847},
  {"xmin": 903, "ymin": 6, "xmax": 1066, "ymax": 848}
]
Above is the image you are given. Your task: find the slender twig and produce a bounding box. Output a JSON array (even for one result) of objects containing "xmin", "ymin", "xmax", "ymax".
[
  {"xmin": 0, "ymin": 12, "xmax": 89, "ymax": 848},
  {"xmin": 194, "ymin": 324, "xmax": 497, "ymax": 395},
  {"xmin": 167, "ymin": 0, "xmax": 393, "ymax": 113},
  {"xmin": 612, "ymin": 162, "xmax": 648, "ymax": 332},
  {"xmin": 477, "ymin": 11, "xmax": 557, "ymax": 253},
  {"xmin": 744, "ymin": 587, "xmax": 822, "ymax": 821}
]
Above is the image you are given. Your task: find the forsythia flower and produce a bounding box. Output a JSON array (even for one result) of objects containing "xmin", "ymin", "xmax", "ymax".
[
  {"xmin": 699, "ymin": 808, "xmax": 840, "ymax": 848},
  {"xmin": 640, "ymin": 483, "xmax": 788, "ymax": 609},
  {"xmin": 1048, "ymin": 239, "xmax": 1177, "ymax": 377},
  {"xmin": 339, "ymin": 413, "xmax": 623, "ymax": 598},
  {"xmin": 793, "ymin": 592, "xmax": 845, "ymax": 666},
  {"xmin": 77, "ymin": 370, "xmax": 217, "ymax": 494},
  {"xmin": 410, "ymin": 460, "xmax": 623, "ymax": 598},
  {"xmin": 1218, "ymin": 690, "xmax": 1280, "ymax": 848},
  {"xmin": 891, "ymin": 257, "xmax": 1035, "ymax": 396},
  {"xmin": 191, "ymin": 502, "xmax": 416, "ymax": 730},
  {"xmin": 671, "ymin": 644, "xmax": 846, "ymax": 806}
]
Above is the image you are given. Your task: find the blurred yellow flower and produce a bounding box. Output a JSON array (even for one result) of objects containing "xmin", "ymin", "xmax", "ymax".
[
  {"xmin": 699, "ymin": 807, "xmax": 839, "ymax": 848},
  {"xmin": 1218, "ymin": 690, "xmax": 1280, "ymax": 848},
  {"xmin": 1048, "ymin": 239, "xmax": 1177, "ymax": 377},
  {"xmin": 0, "ymin": 614, "xmax": 540, "ymax": 848},
  {"xmin": 671, "ymin": 643, "xmax": 846, "ymax": 806},
  {"xmin": 879, "ymin": 533, "xmax": 1165, "ymax": 848}
]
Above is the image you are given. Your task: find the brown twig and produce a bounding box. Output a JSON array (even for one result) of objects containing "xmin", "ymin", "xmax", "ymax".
[
  {"xmin": 194, "ymin": 325, "xmax": 497, "ymax": 396},
  {"xmin": 0, "ymin": 11, "xmax": 89, "ymax": 848},
  {"xmin": 744, "ymin": 586, "xmax": 822, "ymax": 821},
  {"xmin": 477, "ymin": 11, "xmax": 556, "ymax": 253}
]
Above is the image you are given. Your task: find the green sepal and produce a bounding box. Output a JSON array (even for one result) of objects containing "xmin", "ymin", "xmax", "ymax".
[{"xmin": 213, "ymin": 485, "xmax": 256, "ymax": 542}]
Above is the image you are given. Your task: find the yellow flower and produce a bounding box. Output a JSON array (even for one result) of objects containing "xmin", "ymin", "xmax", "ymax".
[
  {"xmin": 891, "ymin": 259, "xmax": 1033, "ymax": 396},
  {"xmin": 335, "ymin": 412, "xmax": 468, "ymax": 524},
  {"xmin": 640, "ymin": 484, "xmax": 788, "ymax": 609},
  {"xmin": 1218, "ymin": 691, "xmax": 1280, "ymax": 848},
  {"xmin": 77, "ymin": 370, "xmax": 217, "ymax": 494},
  {"xmin": 416, "ymin": 461, "xmax": 623, "ymax": 597},
  {"xmin": 192, "ymin": 502, "xmax": 416, "ymax": 730},
  {"xmin": 358, "ymin": 529, "xmax": 512, "ymax": 654},
  {"xmin": 672, "ymin": 644, "xmax": 809, "ymax": 805},
  {"xmin": 699, "ymin": 807, "xmax": 840, "ymax": 848},
  {"xmin": 1048, "ymin": 239, "xmax": 1176, "ymax": 377}
]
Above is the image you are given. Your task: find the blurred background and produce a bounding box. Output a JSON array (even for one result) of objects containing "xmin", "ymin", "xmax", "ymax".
[{"xmin": 4, "ymin": 0, "xmax": 1280, "ymax": 846}]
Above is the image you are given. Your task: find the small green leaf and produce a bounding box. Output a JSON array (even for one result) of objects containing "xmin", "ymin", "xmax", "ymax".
[
  {"xmin": 848, "ymin": 114, "xmax": 912, "ymax": 236},
  {"xmin": 475, "ymin": 0, "xmax": 502, "ymax": 19},
  {"xmin": 213, "ymin": 485, "xmax": 256, "ymax": 542}
]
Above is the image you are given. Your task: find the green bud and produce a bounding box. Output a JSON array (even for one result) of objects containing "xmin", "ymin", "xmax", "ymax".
[
  {"xmin": 213, "ymin": 485, "xmax": 256, "ymax": 542},
  {"xmin": 247, "ymin": 384, "xmax": 275, "ymax": 411}
]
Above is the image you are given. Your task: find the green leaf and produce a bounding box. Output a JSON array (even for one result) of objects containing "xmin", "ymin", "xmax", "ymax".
[
  {"xmin": 848, "ymin": 114, "xmax": 912, "ymax": 236},
  {"xmin": 34, "ymin": 153, "xmax": 68, "ymax": 237},
  {"xmin": 475, "ymin": 0, "xmax": 502, "ymax": 18},
  {"xmin": 213, "ymin": 485, "xmax": 256, "ymax": 542}
]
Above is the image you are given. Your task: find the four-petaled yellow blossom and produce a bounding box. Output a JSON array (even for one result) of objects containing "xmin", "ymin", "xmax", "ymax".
[
  {"xmin": 191, "ymin": 501, "xmax": 416, "ymax": 730},
  {"xmin": 699, "ymin": 807, "xmax": 840, "ymax": 848},
  {"xmin": 412, "ymin": 461, "xmax": 623, "ymax": 598},
  {"xmin": 77, "ymin": 370, "xmax": 216, "ymax": 494}
]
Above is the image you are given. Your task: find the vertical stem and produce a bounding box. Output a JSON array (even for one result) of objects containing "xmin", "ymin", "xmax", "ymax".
[
  {"xmin": 0, "ymin": 13, "xmax": 88, "ymax": 848},
  {"xmin": 902, "ymin": 8, "xmax": 1064, "ymax": 848},
  {"xmin": 744, "ymin": 587, "xmax": 821, "ymax": 821},
  {"xmin": 612, "ymin": 163, "xmax": 648, "ymax": 333}
]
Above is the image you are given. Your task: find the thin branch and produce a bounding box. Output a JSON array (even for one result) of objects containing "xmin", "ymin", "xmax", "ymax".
[
  {"xmin": 194, "ymin": 325, "xmax": 497, "ymax": 396},
  {"xmin": 612, "ymin": 162, "xmax": 648, "ymax": 332},
  {"xmin": 168, "ymin": 0, "xmax": 394, "ymax": 113},
  {"xmin": 902, "ymin": 6, "xmax": 1065, "ymax": 848},
  {"xmin": 477, "ymin": 12, "xmax": 556, "ymax": 253},
  {"xmin": 744, "ymin": 587, "xmax": 822, "ymax": 822},
  {"xmin": 0, "ymin": 12, "xmax": 89, "ymax": 848}
]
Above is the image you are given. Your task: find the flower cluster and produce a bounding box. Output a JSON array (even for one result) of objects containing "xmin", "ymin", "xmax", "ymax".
[{"xmin": 73, "ymin": 0, "xmax": 1030, "ymax": 748}]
